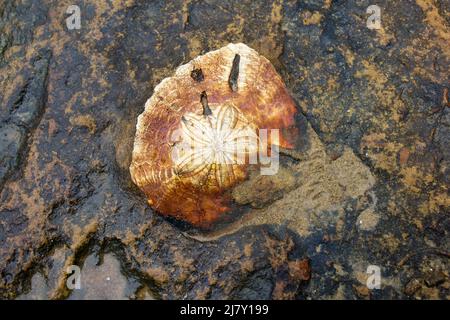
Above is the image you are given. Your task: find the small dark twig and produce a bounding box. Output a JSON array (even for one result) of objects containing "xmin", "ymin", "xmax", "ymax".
[
  {"xmin": 228, "ymin": 54, "xmax": 240, "ymax": 92},
  {"xmin": 200, "ymin": 91, "xmax": 212, "ymax": 116}
]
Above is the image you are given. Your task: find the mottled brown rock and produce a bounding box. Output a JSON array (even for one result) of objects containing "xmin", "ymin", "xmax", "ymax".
[
  {"xmin": 0, "ymin": 0, "xmax": 448, "ymax": 300},
  {"xmin": 404, "ymin": 279, "xmax": 422, "ymax": 296}
]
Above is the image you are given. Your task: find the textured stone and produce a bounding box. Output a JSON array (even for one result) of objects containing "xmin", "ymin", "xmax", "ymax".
[{"xmin": 0, "ymin": 0, "xmax": 448, "ymax": 300}]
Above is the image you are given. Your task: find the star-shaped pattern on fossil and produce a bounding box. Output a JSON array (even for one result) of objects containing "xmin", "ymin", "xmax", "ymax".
[{"xmin": 171, "ymin": 103, "xmax": 259, "ymax": 189}]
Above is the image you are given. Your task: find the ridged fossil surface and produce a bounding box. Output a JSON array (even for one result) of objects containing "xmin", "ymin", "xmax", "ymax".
[{"xmin": 130, "ymin": 43, "xmax": 298, "ymax": 227}]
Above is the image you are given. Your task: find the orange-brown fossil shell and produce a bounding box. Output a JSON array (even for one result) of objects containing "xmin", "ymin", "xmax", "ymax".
[{"xmin": 130, "ymin": 43, "xmax": 298, "ymax": 227}]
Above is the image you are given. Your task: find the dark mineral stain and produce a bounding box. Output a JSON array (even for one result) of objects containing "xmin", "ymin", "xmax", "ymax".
[{"xmin": 190, "ymin": 68, "xmax": 204, "ymax": 82}]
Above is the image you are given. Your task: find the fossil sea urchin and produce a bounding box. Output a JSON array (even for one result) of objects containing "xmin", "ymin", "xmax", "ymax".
[{"xmin": 130, "ymin": 43, "xmax": 298, "ymax": 227}]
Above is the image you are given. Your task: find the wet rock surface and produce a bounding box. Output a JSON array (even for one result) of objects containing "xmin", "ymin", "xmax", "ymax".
[{"xmin": 0, "ymin": 0, "xmax": 449, "ymax": 299}]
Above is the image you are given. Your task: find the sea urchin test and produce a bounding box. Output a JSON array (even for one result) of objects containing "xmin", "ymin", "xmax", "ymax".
[{"xmin": 130, "ymin": 43, "xmax": 298, "ymax": 227}]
